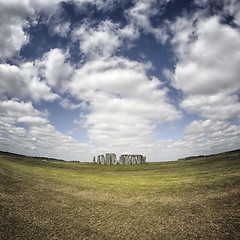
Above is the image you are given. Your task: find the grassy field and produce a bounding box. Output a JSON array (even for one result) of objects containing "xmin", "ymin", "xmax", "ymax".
[{"xmin": 0, "ymin": 150, "xmax": 239, "ymax": 239}]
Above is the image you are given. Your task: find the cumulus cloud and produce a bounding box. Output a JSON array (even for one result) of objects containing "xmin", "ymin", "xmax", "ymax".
[
  {"xmin": 17, "ymin": 116, "xmax": 48, "ymax": 126},
  {"xmin": 0, "ymin": 62, "xmax": 59, "ymax": 102},
  {"xmin": 144, "ymin": 119, "xmax": 240, "ymax": 161},
  {"xmin": 68, "ymin": 56, "xmax": 181, "ymax": 151},
  {"xmin": 71, "ymin": 0, "xmax": 172, "ymax": 59},
  {"xmin": 73, "ymin": 0, "xmax": 125, "ymax": 11},
  {"xmin": 40, "ymin": 48, "xmax": 73, "ymax": 91},
  {"xmin": 194, "ymin": 0, "xmax": 240, "ymax": 26},
  {"xmin": 60, "ymin": 98, "xmax": 85, "ymax": 110},
  {"xmin": 63, "ymin": 20, "xmax": 182, "ymax": 154},
  {"xmin": 126, "ymin": 0, "xmax": 169, "ymax": 43},
  {"xmin": 0, "ymin": 47, "xmax": 73, "ymax": 104},
  {"xmin": 0, "ymin": 120, "xmax": 93, "ymax": 161},
  {"xmin": 0, "ymin": 0, "xmax": 65, "ymax": 60},
  {"xmin": 0, "ymin": 100, "xmax": 47, "ymax": 154},
  {"xmin": 0, "ymin": 99, "xmax": 93, "ymax": 161},
  {"xmin": 47, "ymin": 3, "xmax": 71, "ymax": 37},
  {"xmin": 0, "ymin": 1, "xmax": 30, "ymax": 59},
  {"xmin": 72, "ymin": 20, "xmax": 122, "ymax": 59},
  {"xmin": 157, "ymin": 2, "xmax": 240, "ymax": 160},
  {"xmin": 181, "ymin": 93, "xmax": 240, "ymax": 121},
  {"xmin": 52, "ymin": 21, "xmax": 71, "ymax": 37},
  {"xmin": 172, "ymin": 16, "xmax": 240, "ymax": 95},
  {"xmin": 0, "ymin": 100, "xmax": 46, "ymax": 118},
  {"xmin": 184, "ymin": 119, "xmax": 229, "ymax": 135},
  {"xmin": 167, "ymin": 11, "xmax": 240, "ymax": 121},
  {"xmin": 225, "ymin": 0, "xmax": 240, "ymax": 25},
  {"xmin": 183, "ymin": 119, "xmax": 240, "ymax": 154}
]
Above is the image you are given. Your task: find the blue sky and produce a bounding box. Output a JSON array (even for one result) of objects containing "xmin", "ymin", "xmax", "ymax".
[{"xmin": 0, "ymin": 0, "xmax": 240, "ymax": 161}]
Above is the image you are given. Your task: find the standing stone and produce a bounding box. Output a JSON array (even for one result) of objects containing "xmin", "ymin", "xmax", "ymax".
[
  {"xmin": 119, "ymin": 155, "xmax": 127, "ymax": 164},
  {"xmin": 102, "ymin": 155, "xmax": 106, "ymax": 164},
  {"xmin": 126, "ymin": 155, "xmax": 131, "ymax": 164},
  {"xmin": 95, "ymin": 153, "xmax": 146, "ymax": 165},
  {"xmin": 106, "ymin": 154, "xmax": 110, "ymax": 164},
  {"xmin": 119, "ymin": 155, "xmax": 123, "ymax": 164},
  {"xmin": 131, "ymin": 155, "xmax": 137, "ymax": 164},
  {"xmin": 136, "ymin": 155, "xmax": 142, "ymax": 164},
  {"xmin": 106, "ymin": 153, "xmax": 116, "ymax": 164},
  {"xmin": 123, "ymin": 156, "xmax": 127, "ymax": 164},
  {"xmin": 98, "ymin": 155, "xmax": 105, "ymax": 164},
  {"xmin": 112, "ymin": 154, "xmax": 117, "ymax": 164},
  {"xmin": 119, "ymin": 156, "xmax": 122, "ymax": 164}
]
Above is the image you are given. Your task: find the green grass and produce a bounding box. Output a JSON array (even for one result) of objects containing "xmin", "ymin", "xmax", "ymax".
[{"xmin": 0, "ymin": 151, "xmax": 240, "ymax": 239}]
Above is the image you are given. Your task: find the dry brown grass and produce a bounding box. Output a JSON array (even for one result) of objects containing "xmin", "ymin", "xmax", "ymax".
[{"xmin": 0, "ymin": 151, "xmax": 239, "ymax": 239}]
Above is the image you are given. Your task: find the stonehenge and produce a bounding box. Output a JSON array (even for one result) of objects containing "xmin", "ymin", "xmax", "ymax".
[{"xmin": 93, "ymin": 153, "xmax": 146, "ymax": 164}]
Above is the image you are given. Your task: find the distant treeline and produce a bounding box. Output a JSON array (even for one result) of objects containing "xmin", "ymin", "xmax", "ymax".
[
  {"xmin": 178, "ymin": 155, "xmax": 206, "ymax": 161},
  {"xmin": 0, "ymin": 151, "xmax": 64, "ymax": 162},
  {"xmin": 178, "ymin": 149, "xmax": 240, "ymax": 161}
]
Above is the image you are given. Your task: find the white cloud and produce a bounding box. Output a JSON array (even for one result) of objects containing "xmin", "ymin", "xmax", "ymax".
[
  {"xmin": 71, "ymin": 0, "xmax": 172, "ymax": 59},
  {"xmin": 225, "ymin": 0, "xmax": 240, "ymax": 26},
  {"xmin": 0, "ymin": 62, "xmax": 59, "ymax": 102},
  {"xmin": 69, "ymin": 57, "xmax": 149, "ymax": 99},
  {"xmin": 17, "ymin": 116, "xmax": 48, "ymax": 126},
  {"xmin": 60, "ymin": 97, "xmax": 85, "ymax": 110},
  {"xmin": 172, "ymin": 16, "xmax": 240, "ymax": 95},
  {"xmin": 0, "ymin": 100, "xmax": 47, "ymax": 154},
  {"xmin": 181, "ymin": 93, "xmax": 240, "ymax": 121},
  {"xmin": 0, "ymin": 1, "xmax": 30, "ymax": 59},
  {"xmin": 183, "ymin": 119, "xmax": 240, "ymax": 154},
  {"xmin": 27, "ymin": 0, "xmax": 64, "ymax": 14},
  {"xmin": 184, "ymin": 119, "xmax": 229, "ymax": 134},
  {"xmin": 140, "ymin": 119, "xmax": 240, "ymax": 161},
  {"xmin": 73, "ymin": 0, "xmax": 128, "ymax": 12},
  {"xmin": 52, "ymin": 21, "xmax": 71, "ymax": 37},
  {"xmin": 0, "ymin": 99, "xmax": 94, "ymax": 161},
  {"xmin": 118, "ymin": 23, "xmax": 140, "ymax": 41},
  {"xmin": 69, "ymin": 56, "xmax": 181, "ymax": 151},
  {"xmin": 72, "ymin": 20, "xmax": 122, "ymax": 59},
  {"xmin": 126, "ymin": 0, "xmax": 169, "ymax": 43},
  {"xmin": 158, "ymin": 4, "xmax": 240, "ymax": 160},
  {"xmin": 41, "ymin": 48, "xmax": 73, "ymax": 91},
  {"xmin": 47, "ymin": 2, "xmax": 72, "ymax": 37},
  {"xmin": 194, "ymin": 0, "xmax": 240, "ymax": 26},
  {"xmin": 0, "ymin": 99, "xmax": 238, "ymax": 162},
  {"xmin": 0, "ymin": 100, "xmax": 46, "ymax": 118},
  {"xmin": 0, "ymin": 0, "xmax": 65, "ymax": 60},
  {"xmin": 167, "ymin": 13, "xmax": 240, "ymax": 121}
]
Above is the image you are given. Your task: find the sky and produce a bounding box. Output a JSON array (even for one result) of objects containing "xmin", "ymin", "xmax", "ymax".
[{"xmin": 0, "ymin": 0, "xmax": 240, "ymax": 162}]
